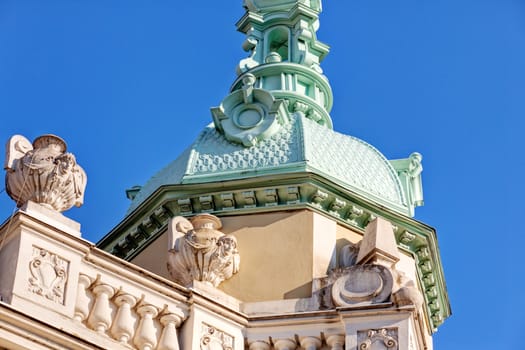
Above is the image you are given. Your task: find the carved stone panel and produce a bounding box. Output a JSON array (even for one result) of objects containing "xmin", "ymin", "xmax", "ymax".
[
  {"xmin": 200, "ymin": 323, "xmax": 234, "ymax": 350},
  {"xmin": 332, "ymin": 264, "xmax": 393, "ymax": 307},
  {"xmin": 358, "ymin": 328, "xmax": 398, "ymax": 350},
  {"xmin": 28, "ymin": 246, "xmax": 69, "ymax": 305}
]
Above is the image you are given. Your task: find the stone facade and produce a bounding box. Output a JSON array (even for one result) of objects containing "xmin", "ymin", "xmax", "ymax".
[{"xmin": 0, "ymin": 0, "xmax": 449, "ymax": 349}]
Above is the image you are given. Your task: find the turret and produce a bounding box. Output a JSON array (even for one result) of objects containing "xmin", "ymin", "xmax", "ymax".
[{"xmin": 212, "ymin": 0, "xmax": 333, "ymax": 147}]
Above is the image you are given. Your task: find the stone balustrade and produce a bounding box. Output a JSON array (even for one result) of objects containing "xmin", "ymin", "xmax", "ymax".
[
  {"xmin": 0, "ymin": 202, "xmax": 189, "ymax": 350},
  {"xmin": 0, "ymin": 202, "xmax": 425, "ymax": 350},
  {"xmin": 73, "ymin": 271, "xmax": 187, "ymax": 350},
  {"xmin": 248, "ymin": 335, "xmax": 345, "ymax": 350}
]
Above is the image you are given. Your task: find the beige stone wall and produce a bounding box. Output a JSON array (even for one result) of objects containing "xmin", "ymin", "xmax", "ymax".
[
  {"xmin": 132, "ymin": 209, "xmax": 368, "ymax": 303},
  {"xmin": 131, "ymin": 229, "xmax": 170, "ymax": 280},
  {"xmin": 220, "ymin": 210, "xmax": 314, "ymax": 301}
]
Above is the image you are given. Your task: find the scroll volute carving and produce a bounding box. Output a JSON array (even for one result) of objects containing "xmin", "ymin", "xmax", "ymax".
[
  {"xmin": 167, "ymin": 214, "xmax": 240, "ymax": 287},
  {"xmin": 5, "ymin": 134, "xmax": 87, "ymax": 212},
  {"xmin": 333, "ymin": 218, "xmax": 423, "ymax": 309}
]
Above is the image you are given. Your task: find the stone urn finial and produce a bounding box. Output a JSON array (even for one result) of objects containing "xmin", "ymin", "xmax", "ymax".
[
  {"xmin": 4, "ymin": 134, "xmax": 87, "ymax": 212},
  {"xmin": 167, "ymin": 214, "xmax": 240, "ymax": 287}
]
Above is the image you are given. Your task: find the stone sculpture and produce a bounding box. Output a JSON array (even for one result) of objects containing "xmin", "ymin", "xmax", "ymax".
[
  {"xmin": 332, "ymin": 217, "xmax": 423, "ymax": 309},
  {"xmin": 167, "ymin": 214, "xmax": 240, "ymax": 287},
  {"xmin": 4, "ymin": 134, "xmax": 87, "ymax": 212}
]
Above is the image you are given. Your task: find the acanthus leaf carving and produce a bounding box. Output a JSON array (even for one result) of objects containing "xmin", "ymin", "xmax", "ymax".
[{"xmin": 167, "ymin": 214, "xmax": 240, "ymax": 287}]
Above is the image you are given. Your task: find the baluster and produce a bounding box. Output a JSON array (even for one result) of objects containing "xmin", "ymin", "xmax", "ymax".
[
  {"xmin": 134, "ymin": 304, "xmax": 158, "ymax": 350},
  {"xmin": 110, "ymin": 293, "xmax": 137, "ymax": 343},
  {"xmin": 74, "ymin": 274, "xmax": 92, "ymax": 322},
  {"xmin": 300, "ymin": 336, "xmax": 321, "ymax": 350},
  {"xmin": 273, "ymin": 338, "xmax": 297, "ymax": 350},
  {"xmin": 157, "ymin": 312, "xmax": 184, "ymax": 350},
  {"xmin": 248, "ymin": 340, "xmax": 271, "ymax": 350},
  {"xmin": 87, "ymin": 283, "xmax": 115, "ymax": 334},
  {"xmin": 326, "ymin": 335, "xmax": 345, "ymax": 350}
]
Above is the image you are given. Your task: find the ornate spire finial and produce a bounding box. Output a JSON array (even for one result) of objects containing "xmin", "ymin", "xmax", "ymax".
[
  {"xmin": 211, "ymin": 0, "xmax": 333, "ymax": 147},
  {"xmin": 4, "ymin": 134, "xmax": 87, "ymax": 212}
]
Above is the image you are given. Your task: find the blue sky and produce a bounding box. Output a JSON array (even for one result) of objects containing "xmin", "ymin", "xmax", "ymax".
[{"xmin": 0, "ymin": 1, "xmax": 523, "ymax": 348}]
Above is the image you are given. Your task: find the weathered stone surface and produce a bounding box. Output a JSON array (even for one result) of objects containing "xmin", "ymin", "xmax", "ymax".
[
  {"xmin": 167, "ymin": 214, "xmax": 240, "ymax": 287},
  {"xmin": 357, "ymin": 217, "xmax": 400, "ymax": 267},
  {"xmin": 331, "ymin": 264, "xmax": 393, "ymax": 307},
  {"xmin": 5, "ymin": 134, "xmax": 87, "ymax": 212}
]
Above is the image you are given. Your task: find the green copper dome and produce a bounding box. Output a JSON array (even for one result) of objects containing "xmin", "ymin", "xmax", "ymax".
[
  {"xmin": 125, "ymin": 0, "xmax": 424, "ymax": 218},
  {"xmin": 127, "ymin": 115, "xmax": 414, "ymax": 215}
]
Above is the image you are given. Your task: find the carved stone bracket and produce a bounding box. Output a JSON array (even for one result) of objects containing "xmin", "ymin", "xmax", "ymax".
[
  {"xmin": 5, "ymin": 134, "xmax": 87, "ymax": 212},
  {"xmin": 167, "ymin": 214, "xmax": 240, "ymax": 287}
]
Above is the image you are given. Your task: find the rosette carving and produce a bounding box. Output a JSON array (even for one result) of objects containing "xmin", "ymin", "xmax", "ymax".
[
  {"xmin": 167, "ymin": 214, "xmax": 240, "ymax": 287},
  {"xmin": 5, "ymin": 134, "xmax": 87, "ymax": 212}
]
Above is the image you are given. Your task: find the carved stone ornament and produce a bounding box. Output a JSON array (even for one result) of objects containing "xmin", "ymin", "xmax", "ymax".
[
  {"xmin": 332, "ymin": 264, "xmax": 393, "ymax": 307},
  {"xmin": 358, "ymin": 328, "xmax": 398, "ymax": 350},
  {"xmin": 28, "ymin": 246, "xmax": 69, "ymax": 305},
  {"xmin": 392, "ymin": 273, "xmax": 424, "ymax": 309},
  {"xmin": 211, "ymin": 73, "xmax": 290, "ymax": 147},
  {"xmin": 167, "ymin": 214, "xmax": 240, "ymax": 287},
  {"xmin": 200, "ymin": 323, "xmax": 234, "ymax": 350},
  {"xmin": 5, "ymin": 134, "xmax": 87, "ymax": 212}
]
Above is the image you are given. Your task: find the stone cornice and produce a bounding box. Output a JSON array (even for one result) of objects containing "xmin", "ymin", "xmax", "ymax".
[{"xmin": 97, "ymin": 173, "xmax": 450, "ymax": 332}]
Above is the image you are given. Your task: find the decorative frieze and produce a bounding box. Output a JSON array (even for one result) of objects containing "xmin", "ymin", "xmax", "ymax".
[
  {"xmin": 264, "ymin": 189, "xmax": 278, "ymax": 206},
  {"xmin": 241, "ymin": 191, "xmax": 257, "ymax": 208},
  {"xmin": 220, "ymin": 193, "xmax": 236, "ymax": 210},
  {"xmin": 329, "ymin": 198, "xmax": 346, "ymax": 217},
  {"xmin": 199, "ymin": 196, "xmax": 215, "ymax": 212},
  {"xmin": 311, "ymin": 189, "xmax": 328, "ymax": 208},
  {"xmin": 28, "ymin": 246, "xmax": 69, "ymax": 305},
  {"xmin": 103, "ymin": 182, "xmax": 449, "ymax": 330},
  {"xmin": 285, "ymin": 186, "xmax": 300, "ymax": 204},
  {"xmin": 177, "ymin": 199, "xmax": 193, "ymax": 214},
  {"xmin": 399, "ymin": 231, "xmax": 416, "ymax": 245}
]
